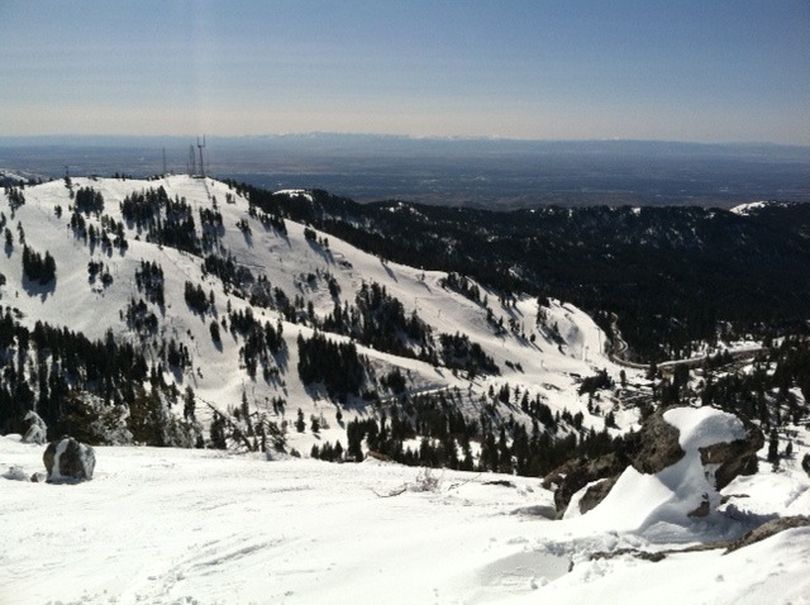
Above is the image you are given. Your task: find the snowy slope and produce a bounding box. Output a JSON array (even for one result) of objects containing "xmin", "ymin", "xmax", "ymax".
[{"xmin": 0, "ymin": 175, "xmax": 641, "ymax": 452}]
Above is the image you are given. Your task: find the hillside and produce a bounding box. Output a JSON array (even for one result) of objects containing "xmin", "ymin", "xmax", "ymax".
[
  {"xmin": 0, "ymin": 175, "xmax": 640, "ymax": 465},
  {"xmin": 238, "ymin": 184, "xmax": 810, "ymax": 360}
]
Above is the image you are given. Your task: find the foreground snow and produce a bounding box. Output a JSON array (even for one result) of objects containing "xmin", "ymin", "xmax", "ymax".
[{"xmin": 2, "ymin": 431, "xmax": 809, "ymax": 605}]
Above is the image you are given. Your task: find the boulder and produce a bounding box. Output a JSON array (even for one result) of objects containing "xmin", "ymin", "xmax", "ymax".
[
  {"xmin": 699, "ymin": 425, "xmax": 763, "ymax": 490},
  {"xmin": 22, "ymin": 411, "xmax": 48, "ymax": 445},
  {"xmin": 629, "ymin": 409, "xmax": 683, "ymax": 474},
  {"xmin": 579, "ymin": 476, "xmax": 619, "ymax": 514},
  {"xmin": 43, "ymin": 437, "xmax": 96, "ymax": 482}
]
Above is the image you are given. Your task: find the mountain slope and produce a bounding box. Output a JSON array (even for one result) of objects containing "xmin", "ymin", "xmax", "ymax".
[{"xmin": 0, "ymin": 175, "xmax": 639, "ymax": 460}]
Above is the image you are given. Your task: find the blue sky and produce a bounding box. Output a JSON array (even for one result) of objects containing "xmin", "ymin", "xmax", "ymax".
[{"xmin": 1, "ymin": 0, "xmax": 808, "ymax": 143}]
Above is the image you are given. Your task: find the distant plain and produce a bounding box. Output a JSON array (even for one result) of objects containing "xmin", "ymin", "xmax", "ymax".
[{"xmin": 2, "ymin": 135, "xmax": 809, "ymax": 209}]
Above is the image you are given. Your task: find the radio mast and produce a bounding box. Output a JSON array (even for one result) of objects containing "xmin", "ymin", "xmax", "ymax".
[{"xmin": 196, "ymin": 135, "xmax": 206, "ymax": 178}]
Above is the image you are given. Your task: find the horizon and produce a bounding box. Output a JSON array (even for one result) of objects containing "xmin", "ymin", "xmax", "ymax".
[
  {"xmin": 2, "ymin": 132, "xmax": 810, "ymax": 151},
  {"xmin": 1, "ymin": 0, "xmax": 808, "ymax": 144}
]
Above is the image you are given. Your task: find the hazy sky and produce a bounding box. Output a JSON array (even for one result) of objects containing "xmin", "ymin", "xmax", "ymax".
[{"xmin": 1, "ymin": 0, "xmax": 808, "ymax": 143}]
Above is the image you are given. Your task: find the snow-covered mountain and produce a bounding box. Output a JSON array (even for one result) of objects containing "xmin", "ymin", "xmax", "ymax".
[
  {"xmin": 0, "ymin": 175, "xmax": 640, "ymax": 457},
  {"xmin": 2, "ymin": 175, "xmax": 809, "ymax": 604}
]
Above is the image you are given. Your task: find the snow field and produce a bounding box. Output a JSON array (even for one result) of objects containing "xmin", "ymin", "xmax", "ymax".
[{"xmin": 2, "ymin": 427, "xmax": 809, "ymax": 604}]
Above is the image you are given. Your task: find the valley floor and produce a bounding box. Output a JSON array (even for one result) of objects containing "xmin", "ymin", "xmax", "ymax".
[{"xmin": 1, "ymin": 434, "xmax": 809, "ymax": 605}]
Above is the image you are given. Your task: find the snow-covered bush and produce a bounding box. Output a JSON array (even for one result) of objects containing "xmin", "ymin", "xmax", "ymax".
[{"xmin": 410, "ymin": 468, "xmax": 441, "ymax": 493}]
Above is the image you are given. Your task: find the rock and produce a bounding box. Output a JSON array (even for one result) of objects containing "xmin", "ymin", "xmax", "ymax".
[
  {"xmin": 724, "ymin": 515, "xmax": 810, "ymax": 553},
  {"xmin": 801, "ymin": 454, "xmax": 810, "ymax": 478},
  {"xmin": 510, "ymin": 504, "xmax": 557, "ymax": 519},
  {"xmin": 629, "ymin": 409, "xmax": 684, "ymax": 474},
  {"xmin": 699, "ymin": 425, "xmax": 763, "ymax": 490},
  {"xmin": 30, "ymin": 472, "xmax": 47, "ymax": 483},
  {"xmin": 43, "ymin": 437, "xmax": 96, "ymax": 482},
  {"xmin": 22, "ymin": 411, "xmax": 48, "ymax": 445},
  {"xmin": 579, "ymin": 476, "xmax": 619, "ymax": 514},
  {"xmin": 483, "ymin": 479, "xmax": 516, "ymax": 488},
  {"xmin": 589, "ymin": 547, "xmax": 667, "ymax": 563},
  {"xmin": 542, "ymin": 452, "xmax": 628, "ymax": 514}
]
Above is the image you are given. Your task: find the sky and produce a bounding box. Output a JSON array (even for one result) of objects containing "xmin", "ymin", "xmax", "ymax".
[{"xmin": 1, "ymin": 0, "xmax": 808, "ymax": 144}]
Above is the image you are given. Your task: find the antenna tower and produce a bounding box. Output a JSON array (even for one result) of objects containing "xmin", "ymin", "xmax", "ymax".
[
  {"xmin": 196, "ymin": 135, "xmax": 206, "ymax": 178},
  {"xmin": 188, "ymin": 145, "xmax": 196, "ymax": 176},
  {"xmin": 162, "ymin": 147, "xmax": 167, "ymax": 175}
]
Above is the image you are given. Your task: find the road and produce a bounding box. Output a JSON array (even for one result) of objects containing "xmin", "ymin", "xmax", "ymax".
[{"xmin": 606, "ymin": 312, "xmax": 764, "ymax": 371}]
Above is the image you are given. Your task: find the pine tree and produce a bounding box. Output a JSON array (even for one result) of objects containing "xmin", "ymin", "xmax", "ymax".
[
  {"xmin": 767, "ymin": 429, "xmax": 779, "ymax": 465},
  {"xmin": 183, "ymin": 386, "xmax": 196, "ymax": 420}
]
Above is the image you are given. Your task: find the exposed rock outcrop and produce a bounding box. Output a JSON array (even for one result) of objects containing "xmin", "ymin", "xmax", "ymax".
[
  {"xmin": 629, "ymin": 409, "xmax": 683, "ymax": 474},
  {"xmin": 542, "ymin": 452, "xmax": 628, "ymax": 514},
  {"xmin": 724, "ymin": 515, "xmax": 810, "ymax": 553},
  {"xmin": 544, "ymin": 406, "xmax": 764, "ymax": 517},
  {"xmin": 700, "ymin": 429, "xmax": 763, "ymax": 491},
  {"xmin": 43, "ymin": 436, "xmax": 96, "ymax": 482},
  {"xmin": 579, "ymin": 476, "xmax": 619, "ymax": 514}
]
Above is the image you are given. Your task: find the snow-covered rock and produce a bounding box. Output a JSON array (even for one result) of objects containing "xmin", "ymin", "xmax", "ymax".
[
  {"xmin": 581, "ymin": 406, "xmax": 761, "ymax": 530},
  {"xmin": 22, "ymin": 411, "xmax": 47, "ymax": 445},
  {"xmin": 543, "ymin": 452, "xmax": 626, "ymax": 514},
  {"xmin": 43, "ymin": 436, "xmax": 96, "ymax": 482},
  {"xmin": 553, "ymin": 406, "xmax": 763, "ymax": 522},
  {"xmin": 2, "ymin": 465, "xmax": 29, "ymax": 481}
]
